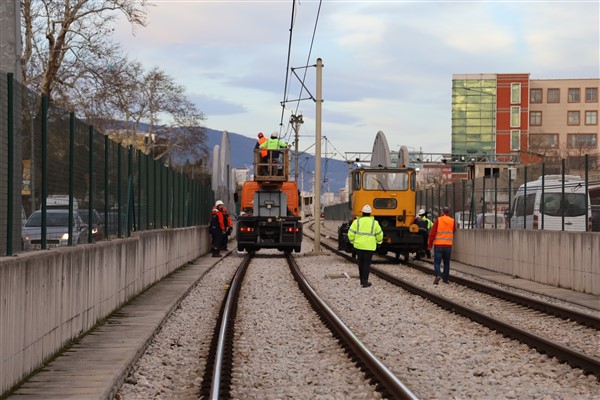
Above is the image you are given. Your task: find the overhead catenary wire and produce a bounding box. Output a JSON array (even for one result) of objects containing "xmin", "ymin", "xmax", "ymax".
[
  {"xmin": 278, "ymin": 0, "xmax": 323, "ymax": 144},
  {"xmin": 278, "ymin": 0, "xmax": 297, "ymax": 138}
]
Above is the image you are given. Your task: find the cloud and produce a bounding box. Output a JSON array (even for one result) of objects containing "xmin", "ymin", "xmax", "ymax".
[
  {"xmin": 113, "ymin": 0, "xmax": 599, "ymax": 158},
  {"xmin": 188, "ymin": 93, "xmax": 246, "ymax": 116}
]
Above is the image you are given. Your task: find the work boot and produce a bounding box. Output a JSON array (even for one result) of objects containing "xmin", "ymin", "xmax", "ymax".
[
  {"xmin": 433, "ymin": 276, "xmax": 440, "ymax": 285},
  {"xmin": 426, "ymin": 250, "xmax": 431, "ymax": 258},
  {"xmin": 212, "ymin": 252, "xmax": 221, "ymax": 258}
]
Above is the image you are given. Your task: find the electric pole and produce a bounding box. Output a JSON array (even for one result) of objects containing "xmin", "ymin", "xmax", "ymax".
[
  {"xmin": 290, "ymin": 114, "xmax": 303, "ymax": 183},
  {"xmin": 313, "ymin": 58, "xmax": 323, "ymax": 253}
]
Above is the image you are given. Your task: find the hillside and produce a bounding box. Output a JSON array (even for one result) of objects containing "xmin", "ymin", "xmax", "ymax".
[{"xmin": 205, "ymin": 128, "xmax": 348, "ymax": 193}]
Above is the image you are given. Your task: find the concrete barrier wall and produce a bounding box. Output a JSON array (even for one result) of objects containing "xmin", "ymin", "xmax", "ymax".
[
  {"xmin": 0, "ymin": 227, "xmax": 209, "ymax": 395},
  {"xmin": 453, "ymin": 230, "xmax": 600, "ymax": 295}
]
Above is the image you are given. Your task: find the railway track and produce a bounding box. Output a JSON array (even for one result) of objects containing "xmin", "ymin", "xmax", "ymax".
[
  {"xmin": 306, "ymin": 220, "xmax": 600, "ymax": 379},
  {"xmin": 200, "ymin": 251, "xmax": 417, "ymax": 400}
]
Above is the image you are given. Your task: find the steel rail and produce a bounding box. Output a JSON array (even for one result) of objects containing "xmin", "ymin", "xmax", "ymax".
[
  {"xmin": 285, "ymin": 252, "xmax": 419, "ymax": 400},
  {"xmin": 314, "ymin": 221, "xmax": 600, "ymax": 329},
  {"xmin": 201, "ymin": 253, "xmax": 252, "ymax": 400},
  {"xmin": 403, "ymin": 258, "xmax": 600, "ymax": 330},
  {"xmin": 306, "ymin": 221, "xmax": 600, "ymax": 378}
]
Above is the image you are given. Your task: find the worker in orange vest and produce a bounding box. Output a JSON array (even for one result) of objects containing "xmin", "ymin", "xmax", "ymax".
[
  {"xmin": 255, "ymin": 132, "xmax": 268, "ymax": 174},
  {"xmin": 428, "ymin": 206, "xmax": 456, "ymax": 284}
]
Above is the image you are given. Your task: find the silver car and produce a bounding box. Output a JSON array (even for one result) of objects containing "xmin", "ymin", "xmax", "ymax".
[{"xmin": 22, "ymin": 209, "xmax": 88, "ymax": 250}]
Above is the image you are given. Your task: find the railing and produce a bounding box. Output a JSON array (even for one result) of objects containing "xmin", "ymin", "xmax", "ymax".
[{"xmin": 253, "ymin": 148, "xmax": 290, "ymax": 182}]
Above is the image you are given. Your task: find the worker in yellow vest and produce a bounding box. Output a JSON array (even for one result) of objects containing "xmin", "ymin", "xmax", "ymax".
[{"xmin": 348, "ymin": 205, "xmax": 383, "ymax": 288}]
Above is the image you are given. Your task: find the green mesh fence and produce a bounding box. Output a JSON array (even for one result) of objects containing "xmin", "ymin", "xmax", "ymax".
[
  {"xmin": 1, "ymin": 71, "xmax": 213, "ymax": 255},
  {"xmin": 416, "ymin": 159, "xmax": 599, "ymax": 231}
]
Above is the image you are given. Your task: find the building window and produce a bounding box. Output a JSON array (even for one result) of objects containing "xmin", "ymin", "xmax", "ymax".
[
  {"xmin": 568, "ymin": 134, "xmax": 597, "ymax": 147},
  {"xmin": 568, "ymin": 88, "xmax": 580, "ymax": 103},
  {"xmin": 586, "ymin": 87, "xmax": 598, "ymax": 102},
  {"xmin": 510, "ymin": 106, "xmax": 520, "ymax": 127},
  {"xmin": 529, "ymin": 134, "xmax": 558, "ymax": 149},
  {"xmin": 547, "ymin": 88, "xmax": 560, "ymax": 103},
  {"xmin": 511, "ymin": 83, "xmax": 521, "ymax": 104},
  {"xmin": 568, "ymin": 111, "xmax": 580, "ymax": 125},
  {"xmin": 530, "ymin": 111, "xmax": 542, "ymax": 126},
  {"xmin": 585, "ymin": 110, "xmax": 598, "ymax": 125},
  {"xmin": 530, "ymin": 89, "xmax": 542, "ymax": 103},
  {"xmin": 511, "ymin": 130, "xmax": 520, "ymax": 150}
]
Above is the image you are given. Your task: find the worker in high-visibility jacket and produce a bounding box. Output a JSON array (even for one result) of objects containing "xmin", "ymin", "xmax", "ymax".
[
  {"xmin": 254, "ymin": 132, "xmax": 268, "ymax": 175},
  {"xmin": 259, "ymin": 132, "xmax": 288, "ymax": 175},
  {"xmin": 428, "ymin": 206, "xmax": 457, "ymax": 285},
  {"xmin": 347, "ymin": 204, "xmax": 383, "ymax": 288}
]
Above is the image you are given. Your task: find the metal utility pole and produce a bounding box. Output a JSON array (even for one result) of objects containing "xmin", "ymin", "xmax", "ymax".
[
  {"xmin": 290, "ymin": 114, "xmax": 303, "ymax": 183},
  {"xmin": 313, "ymin": 58, "xmax": 323, "ymax": 253}
]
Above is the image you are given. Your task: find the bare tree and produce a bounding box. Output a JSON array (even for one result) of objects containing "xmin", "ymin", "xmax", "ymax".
[
  {"xmin": 90, "ymin": 62, "xmax": 208, "ymax": 165},
  {"xmin": 20, "ymin": 0, "xmax": 149, "ymax": 102},
  {"xmin": 20, "ymin": 0, "xmax": 208, "ymax": 169}
]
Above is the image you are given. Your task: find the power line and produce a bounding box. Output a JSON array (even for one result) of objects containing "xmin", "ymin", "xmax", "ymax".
[{"xmin": 279, "ymin": 0, "xmax": 323, "ymax": 143}]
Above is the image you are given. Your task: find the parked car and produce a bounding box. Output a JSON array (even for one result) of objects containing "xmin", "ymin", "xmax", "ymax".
[
  {"xmin": 78, "ymin": 209, "xmax": 105, "ymax": 242},
  {"xmin": 455, "ymin": 211, "xmax": 474, "ymax": 229},
  {"xmin": 22, "ymin": 209, "xmax": 89, "ymax": 250},
  {"xmin": 476, "ymin": 212, "xmax": 506, "ymax": 230}
]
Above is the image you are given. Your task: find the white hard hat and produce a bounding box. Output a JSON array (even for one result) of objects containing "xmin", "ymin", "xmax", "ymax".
[
  {"xmin": 418, "ymin": 209, "xmax": 426, "ymax": 215},
  {"xmin": 215, "ymin": 200, "xmax": 224, "ymax": 206},
  {"xmin": 270, "ymin": 131, "xmax": 278, "ymax": 138},
  {"xmin": 362, "ymin": 204, "xmax": 372, "ymax": 214}
]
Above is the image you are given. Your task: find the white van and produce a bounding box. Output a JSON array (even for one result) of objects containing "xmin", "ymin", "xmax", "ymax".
[{"xmin": 510, "ymin": 175, "xmax": 592, "ymax": 231}]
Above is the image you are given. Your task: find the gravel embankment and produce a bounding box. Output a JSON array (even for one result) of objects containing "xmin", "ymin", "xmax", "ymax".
[
  {"xmin": 230, "ymin": 252, "xmax": 382, "ymax": 399},
  {"xmin": 116, "ymin": 228, "xmax": 599, "ymax": 399},
  {"xmin": 295, "ymin": 238, "xmax": 600, "ymax": 399}
]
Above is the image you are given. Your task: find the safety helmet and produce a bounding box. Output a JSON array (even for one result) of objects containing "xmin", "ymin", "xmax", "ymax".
[
  {"xmin": 215, "ymin": 200, "xmax": 224, "ymax": 206},
  {"xmin": 418, "ymin": 209, "xmax": 426, "ymax": 216},
  {"xmin": 270, "ymin": 131, "xmax": 278, "ymax": 138},
  {"xmin": 258, "ymin": 132, "xmax": 264, "ymax": 138},
  {"xmin": 361, "ymin": 204, "xmax": 372, "ymax": 214}
]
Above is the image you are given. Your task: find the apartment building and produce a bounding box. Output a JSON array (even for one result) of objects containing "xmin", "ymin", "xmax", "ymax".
[{"xmin": 451, "ymin": 74, "xmax": 599, "ymax": 167}]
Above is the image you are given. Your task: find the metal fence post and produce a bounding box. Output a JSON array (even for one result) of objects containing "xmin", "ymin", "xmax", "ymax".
[
  {"xmin": 585, "ymin": 154, "xmax": 589, "ymax": 232},
  {"xmin": 68, "ymin": 113, "xmax": 75, "ymax": 245},
  {"xmin": 104, "ymin": 135, "xmax": 109, "ymax": 239},
  {"xmin": 6, "ymin": 73, "xmax": 14, "ymax": 255},
  {"xmin": 117, "ymin": 144, "xmax": 122, "ymax": 238},
  {"xmin": 41, "ymin": 95, "xmax": 48, "ymax": 249},
  {"xmin": 523, "ymin": 166, "xmax": 528, "ymax": 230},
  {"xmin": 136, "ymin": 149, "xmax": 140, "ymax": 231},
  {"xmin": 561, "ymin": 159, "xmax": 565, "ymax": 231},
  {"xmin": 507, "ymin": 173, "xmax": 512, "ymax": 229},
  {"xmin": 541, "ymin": 163, "xmax": 545, "ymax": 230},
  {"xmin": 88, "ymin": 125, "xmax": 94, "ymax": 244}
]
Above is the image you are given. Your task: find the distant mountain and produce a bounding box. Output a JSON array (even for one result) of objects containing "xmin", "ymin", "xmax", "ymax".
[{"xmin": 205, "ymin": 128, "xmax": 348, "ymax": 193}]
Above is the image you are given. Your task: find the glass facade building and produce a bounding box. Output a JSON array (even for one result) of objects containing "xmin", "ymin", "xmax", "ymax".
[{"xmin": 451, "ymin": 76, "xmax": 497, "ymax": 156}]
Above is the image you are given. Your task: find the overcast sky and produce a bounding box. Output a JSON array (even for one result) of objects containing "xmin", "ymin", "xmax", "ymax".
[{"xmin": 114, "ymin": 0, "xmax": 599, "ymax": 160}]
